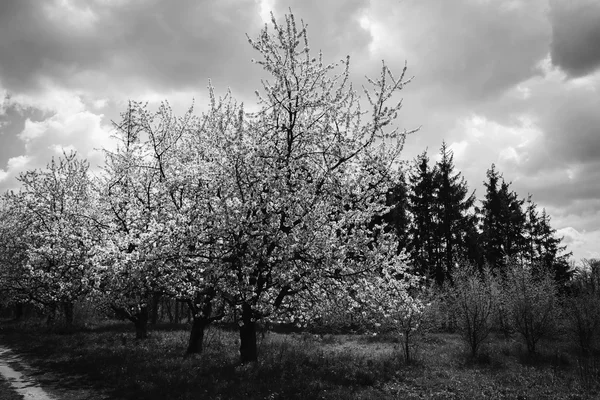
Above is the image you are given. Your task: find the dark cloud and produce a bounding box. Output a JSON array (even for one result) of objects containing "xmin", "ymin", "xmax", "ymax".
[
  {"xmin": 518, "ymin": 75, "xmax": 600, "ymax": 171},
  {"xmin": 0, "ymin": 0, "xmax": 265, "ymax": 98},
  {"xmin": 513, "ymin": 163, "xmax": 600, "ymax": 210},
  {"xmin": 1, "ymin": 0, "xmax": 599, "ymax": 261},
  {"xmin": 543, "ymin": 99, "xmax": 600, "ymax": 165},
  {"xmin": 550, "ymin": 0, "xmax": 600, "ymax": 77}
]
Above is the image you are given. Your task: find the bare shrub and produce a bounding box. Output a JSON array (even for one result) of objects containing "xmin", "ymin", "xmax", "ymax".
[
  {"xmin": 449, "ymin": 264, "xmax": 498, "ymax": 357},
  {"xmin": 565, "ymin": 259, "xmax": 600, "ymax": 354},
  {"xmin": 503, "ymin": 259, "xmax": 560, "ymax": 355}
]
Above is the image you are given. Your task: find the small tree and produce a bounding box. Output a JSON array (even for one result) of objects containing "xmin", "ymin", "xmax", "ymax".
[
  {"xmin": 395, "ymin": 294, "xmax": 429, "ymax": 363},
  {"xmin": 449, "ymin": 263, "xmax": 498, "ymax": 357},
  {"xmin": 503, "ymin": 258, "xmax": 560, "ymax": 354},
  {"xmin": 345, "ymin": 256, "xmax": 428, "ymax": 363}
]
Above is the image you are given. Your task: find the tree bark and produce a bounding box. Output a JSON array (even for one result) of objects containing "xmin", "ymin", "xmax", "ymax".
[
  {"xmin": 134, "ymin": 306, "xmax": 149, "ymax": 339},
  {"xmin": 185, "ymin": 290, "xmax": 222, "ymax": 356},
  {"xmin": 165, "ymin": 299, "xmax": 174, "ymax": 323},
  {"xmin": 63, "ymin": 301, "xmax": 74, "ymax": 326},
  {"xmin": 150, "ymin": 293, "xmax": 161, "ymax": 326},
  {"xmin": 186, "ymin": 317, "xmax": 207, "ymax": 355},
  {"xmin": 239, "ymin": 303, "xmax": 258, "ymax": 363},
  {"xmin": 14, "ymin": 303, "xmax": 23, "ymax": 321},
  {"xmin": 46, "ymin": 304, "xmax": 57, "ymax": 326},
  {"xmin": 403, "ymin": 330, "xmax": 411, "ymax": 363}
]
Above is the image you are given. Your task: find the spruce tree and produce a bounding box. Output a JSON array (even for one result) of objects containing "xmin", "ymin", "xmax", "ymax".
[
  {"xmin": 433, "ymin": 141, "xmax": 477, "ymax": 284},
  {"xmin": 535, "ymin": 209, "xmax": 573, "ymax": 286},
  {"xmin": 479, "ymin": 164, "xmax": 525, "ymax": 272},
  {"xmin": 523, "ymin": 195, "xmax": 540, "ymax": 265},
  {"xmin": 498, "ymin": 180, "xmax": 526, "ymax": 258},
  {"xmin": 407, "ymin": 151, "xmax": 439, "ymax": 281},
  {"xmin": 381, "ymin": 171, "xmax": 411, "ymax": 254}
]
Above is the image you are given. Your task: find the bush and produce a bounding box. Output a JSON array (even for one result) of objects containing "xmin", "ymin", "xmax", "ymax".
[
  {"xmin": 565, "ymin": 259, "xmax": 600, "ymax": 354},
  {"xmin": 395, "ymin": 295, "xmax": 430, "ymax": 363},
  {"xmin": 502, "ymin": 260, "xmax": 560, "ymax": 355},
  {"xmin": 449, "ymin": 264, "xmax": 498, "ymax": 357}
]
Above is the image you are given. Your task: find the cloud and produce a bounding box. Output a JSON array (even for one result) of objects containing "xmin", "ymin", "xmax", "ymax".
[
  {"xmin": 364, "ymin": 0, "xmax": 550, "ymax": 104},
  {"xmin": 557, "ymin": 226, "xmax": 584, "ymax": 247},
  {"xmin": 550, "ymin": 0, "xmax": 600, "ymax": 77},
  {"xmin": 0, "ymin": 155, "xmax": 30, "ymax": 185},
  {"xmin": 0, "ymin": 0, "xmax": 598, "ymax": 263},
  {"xmin": 0, "ymin": 0, "xmax": 265, "ymax": 100},
  {"xmin": 270, "ymin": 0, "xmax": 372, "ymax": 64},
  {"xmin": 556, "ymin": 226, "xmax": 600, "ymax": 262},
  {"xmin": 0, "ymin": 84, "xmax": 113, "ymax": 192}
]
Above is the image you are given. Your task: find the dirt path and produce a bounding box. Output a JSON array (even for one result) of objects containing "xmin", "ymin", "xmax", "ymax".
[{"xmin": 0, "ymin": 346, "xmax": 57, "ymax": 399}]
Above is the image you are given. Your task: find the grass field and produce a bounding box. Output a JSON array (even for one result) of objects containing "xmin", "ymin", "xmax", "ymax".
[{"xmin": 1, "ymin": 321, "xmax": 599, "ymax": 399}]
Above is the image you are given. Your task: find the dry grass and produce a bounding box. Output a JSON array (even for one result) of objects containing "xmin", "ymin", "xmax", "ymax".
[{"xmin": 0, "ymin": 320, "xmax": 599, "ymax": 399}]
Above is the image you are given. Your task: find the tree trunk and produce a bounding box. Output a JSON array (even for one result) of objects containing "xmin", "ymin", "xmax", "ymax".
[
  {"xmin": 174, "ymin": 300, "xmax": 180, "ymax": 323},
  {"xmin": 186, "ymin": 316, "xmax": 207, "ymax": 355},
  {"xmin": 134, "ymin": 306, "xmax": 149, "ymax": 339},
  {"xmin": 435, "ymin": 261, "xmax": 445, "ymax": 287},
  {"xmin": 239, "ymin": 303, "xmax": 258, "ymax": 363},
  {"xmin": 159, "ymin": 297, "xmax": 166, "ymax": 322},
  {"xmin": 14, "ymin": 303, "xmax": 23, "ymax": 321},
  {"xmin": 63, "ymin": 301, "xmax": 74, "ymax": 326},
  {"xmin": 166, "ymin": 299, "xmax": 174, "ymax": 323},
  {"xmin": 150, "ymin": 293, "xmax": 161, "ymax": 326},
  {"xmin": 185, "ymin": 291, "xmax": 220, "ymax": 356},
  {"xmin": 404, "ymin": 331, "xmax": 410, "ymax": 363},
  {"xmin": 46, "ymin": 304, "xmax": 57, "ymax": 326},
  {"xmin": 527, "ymin": 338, "xmax": 536, "ymax": 355}
]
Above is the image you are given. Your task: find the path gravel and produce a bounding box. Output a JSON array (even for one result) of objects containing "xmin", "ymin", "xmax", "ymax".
[{"xmin": 0, "ymin": 346, "xmax": 57, "ymax": 400}]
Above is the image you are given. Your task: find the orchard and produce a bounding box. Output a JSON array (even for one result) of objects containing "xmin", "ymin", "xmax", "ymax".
[
  {"xmin": 0, "ymin": 12, "xmax": 423, "ymax": 363},
  {"xmin": 0, "ymin": 11, "xmax": 596, "ymax": 400}
]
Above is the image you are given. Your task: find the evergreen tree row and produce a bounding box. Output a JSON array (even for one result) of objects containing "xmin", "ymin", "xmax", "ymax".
[{"xmin": 382, "ymin": 141, "xmax": 572, "ymax": 287}]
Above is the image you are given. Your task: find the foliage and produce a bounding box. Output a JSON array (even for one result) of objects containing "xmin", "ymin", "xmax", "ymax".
[
  {"xmin": 378, "ymin": 172, "xmax": 411, "ymax": 254},
  {"xmin": 407, "ymin": 151, "xmax": 439, "ymax": 281},
  {"xmin": 0, "ymin": 9, "xmax": 576, "ymax": 369},
  {"xmin": 95, "ymin": 98, "xmax": 230, "ymax": 340},
  {"xmin": 479, "ymin": 165, "xmax": 526, "ymax": 272},
  {"xmin": 0, "ymin": 152, "xmax": 100, "ymax": 325},
  {"xmin": 405, "ymin": 143, "xmax": 477, "ymax": 286},
  {"xmin": 195, "ymin": 11, "xmax": 421, "ymax": 361},
  {"xmin": 432, "ymin": 142, "xmax": 477, "ymax": 283},
  {"xmin": 353, "ymin": 260, "xmax": 428, "ymax": 363}
]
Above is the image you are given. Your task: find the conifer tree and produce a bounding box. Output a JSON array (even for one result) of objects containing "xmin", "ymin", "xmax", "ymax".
[
  {"xmin": 433, "ymin": 142, "xmax": 477, "ymax": 283},
  {"xmin": 379, "ymin": 171, "xmax": 410, "ymax": 254},
  {"xmin": 534, "ymin": 209, "xmax": 573, "ymax": 286},
  {"xmin": 407, "ymin": 151, "xmax": 439, "ymax": 281},
  {"xmin": 479, "ymin": 164, "xmax": 525, "ymax": 272},
  {"xmin": 523, "ymin": 195, "xmax": 540, "ymax": 265}
]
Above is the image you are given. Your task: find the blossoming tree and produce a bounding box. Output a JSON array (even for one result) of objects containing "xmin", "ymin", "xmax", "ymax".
[
  {"xmin": 198, "ymin": 12, "xmax": 421, "ymax": 362},
  {"xmin": 1, "ymin": 152, "xmax": 100, "ymax": 325}
]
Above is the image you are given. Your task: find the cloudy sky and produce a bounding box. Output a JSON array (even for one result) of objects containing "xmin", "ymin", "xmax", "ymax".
[{"xmin": 1, "ymin": 0, "xmax": 599, "ymax": 262}]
